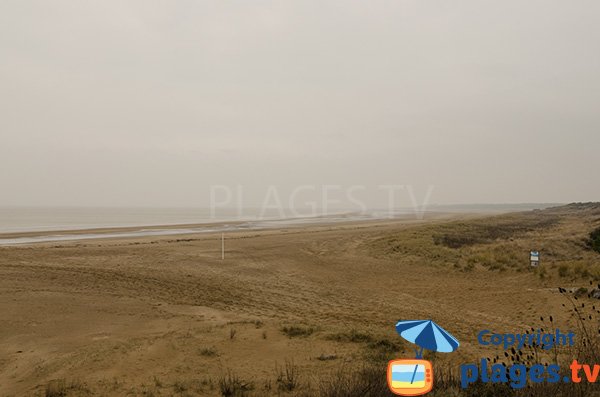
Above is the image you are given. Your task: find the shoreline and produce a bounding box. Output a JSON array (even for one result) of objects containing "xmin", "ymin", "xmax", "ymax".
[{"xmin": 0, "ymin": 211, "xmax": 478, "ymax": 246}]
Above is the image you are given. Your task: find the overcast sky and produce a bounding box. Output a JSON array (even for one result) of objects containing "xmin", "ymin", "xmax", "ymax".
[{"xmin": 1, "ymin": 1, "xmax": 599, "ymax": 208}]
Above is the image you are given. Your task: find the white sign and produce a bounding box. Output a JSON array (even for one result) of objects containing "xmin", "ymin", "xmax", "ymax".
[{"xmin": 530, "ymin": 250, "xmax": 540, "ymax": 266}]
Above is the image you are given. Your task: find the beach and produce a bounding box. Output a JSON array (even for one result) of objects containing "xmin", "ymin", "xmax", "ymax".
[{"xmin": 2, "ymin": 206, "xmax": 595, "ymax": 396}]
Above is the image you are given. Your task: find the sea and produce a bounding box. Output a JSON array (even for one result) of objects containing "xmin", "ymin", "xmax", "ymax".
[{"xmin": 0, "ymin": 204, "xmax": 560, "ymax": 246}]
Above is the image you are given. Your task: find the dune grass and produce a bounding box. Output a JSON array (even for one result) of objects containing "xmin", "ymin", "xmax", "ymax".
[{"xmin": 369, "ymin": 203, "xmax": 600, "ymax": 280}]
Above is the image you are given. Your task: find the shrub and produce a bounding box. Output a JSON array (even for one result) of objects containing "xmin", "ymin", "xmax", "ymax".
[{"xmin": 588, "ymin": 227, "xmax": 600, "ymax": 254}]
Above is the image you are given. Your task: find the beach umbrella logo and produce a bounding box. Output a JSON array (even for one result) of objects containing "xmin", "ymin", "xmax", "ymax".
[{"xmin": 387, "ymin": 320, "xmax": 459, "ymax": 396}]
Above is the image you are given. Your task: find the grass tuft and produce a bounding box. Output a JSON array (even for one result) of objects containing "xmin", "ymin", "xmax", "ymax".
[
  {"xmin": 199, "ymin": 346, "xmax": 218, "ymax": 357},
  {"xmin": 276, "ymin": 360, "xmax": 300, "ymax": 392},
  {"xmin": 281, "ymin": 325, "xmax": 314, "ymax": 338},
  {"xmin": 326, "ymin": 329, "xmax": 373, "ymax": 343},
  {"xmin": 218, "ymin": 371, "xmax": 253, "ymax": 397},
  {"xmin": 45, "ymin": 379, "xmax": 88, "ymax": 397}
]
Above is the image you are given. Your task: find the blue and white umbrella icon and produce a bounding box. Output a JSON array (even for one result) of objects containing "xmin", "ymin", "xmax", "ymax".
[{"xmin": 395, "ymin": 320, "xmax": 459, "ymax": 358}]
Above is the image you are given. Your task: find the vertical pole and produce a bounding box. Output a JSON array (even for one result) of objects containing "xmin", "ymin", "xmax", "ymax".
[{"xmin": 221, "ymin": 233, "xmax": 225, "ymax": 260}]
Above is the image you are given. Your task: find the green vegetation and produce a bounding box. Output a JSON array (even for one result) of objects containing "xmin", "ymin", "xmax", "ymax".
[{"xmin": 588, "ymin": 227, "xmax": 600, "ymax": 254}]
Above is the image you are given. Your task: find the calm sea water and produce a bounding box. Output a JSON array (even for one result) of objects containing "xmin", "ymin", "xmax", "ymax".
[
  {"xmin": 0, "ymin": 204, "xmax": 559, "ymax": 245},
  {"xmin": 0, "ymin": 204, "xmax": 559, "ymax": 234},
  {"xmin": 0, "ymin": 207, "xmax": 284, "ymax": 233}
]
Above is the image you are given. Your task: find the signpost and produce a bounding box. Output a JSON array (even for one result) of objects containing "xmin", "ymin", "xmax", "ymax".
[{"xmin": 530, "ymin": 250, "xmax": 540, "ymax": 267}]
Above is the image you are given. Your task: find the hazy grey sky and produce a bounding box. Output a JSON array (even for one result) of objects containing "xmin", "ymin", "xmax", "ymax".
[{"xmin": 1, "ymin": 1, "xmax": 599, "ymax": 207}]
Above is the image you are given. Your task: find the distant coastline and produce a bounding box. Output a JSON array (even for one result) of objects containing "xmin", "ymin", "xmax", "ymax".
[
  {"xmin": 0, "ymin": 203, "xmax": 560, "ymax": 233},
  {"xmin": 0, "ymin": 203, "xmax": 560, "ymax": 246}
]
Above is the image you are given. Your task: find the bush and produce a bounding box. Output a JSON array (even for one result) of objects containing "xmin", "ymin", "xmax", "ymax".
[{"xmin": 588, "ymin": 227, "xmax": 600, "ymax": 254}]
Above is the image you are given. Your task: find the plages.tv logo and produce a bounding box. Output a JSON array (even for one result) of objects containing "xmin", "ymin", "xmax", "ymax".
[{"xmin": 388, "ymin": 320, "xmax": 460, "ymax": 396}]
